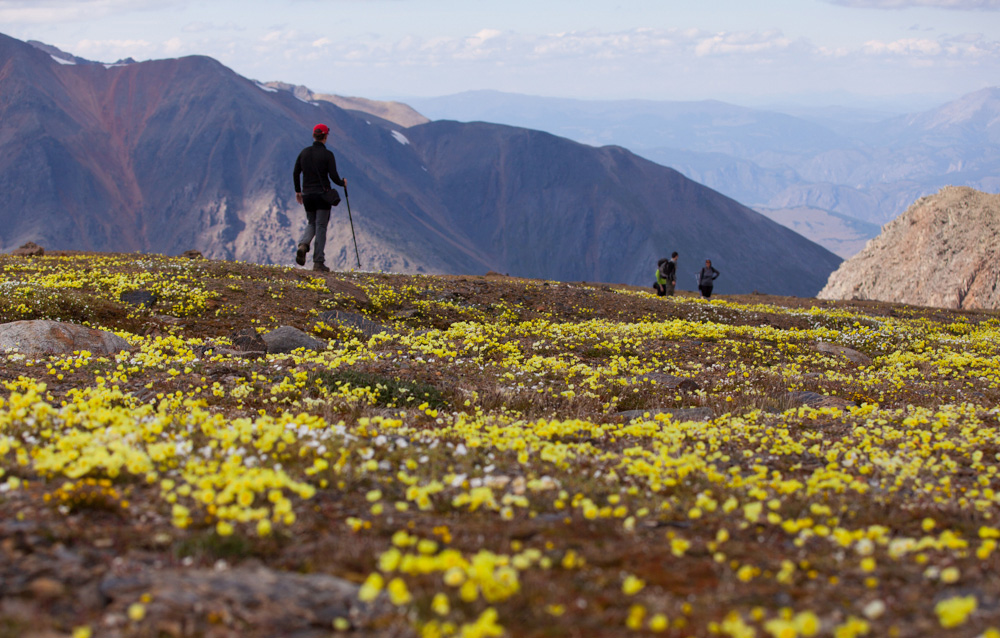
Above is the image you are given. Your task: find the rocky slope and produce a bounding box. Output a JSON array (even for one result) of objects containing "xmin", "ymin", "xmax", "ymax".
[
  {"xmin": 263, "ymin": 81, "xmax": 430, "ymax": 128},
  {"xmin": 411, "ymin": 88, "xmax": 1000, "ymax": 249},
  {"xmin": 818, "ymin": 186, "xmax": 1000, "ymax": 310}
]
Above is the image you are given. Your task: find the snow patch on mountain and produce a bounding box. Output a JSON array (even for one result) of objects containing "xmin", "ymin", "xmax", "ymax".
[{"xmin": 391, "ymin": 131, "xmax": 410, "ymax": 146}]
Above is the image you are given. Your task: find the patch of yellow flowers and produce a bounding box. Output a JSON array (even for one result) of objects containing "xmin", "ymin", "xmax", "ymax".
[{"xmin": 3, "ymin": 255, "xmax": 1000, "ymax": 635}]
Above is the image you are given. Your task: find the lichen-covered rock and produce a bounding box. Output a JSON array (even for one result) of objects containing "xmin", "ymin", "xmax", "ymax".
[
  {"xmin": 119, "ymin": 289, "xmax": 157, "ymax": 307},
  {"xmin": 317, "ymin": 310, "xmax": 393, "ymax": 338},
  {"xmin": 0, "ymin": 320, "xmax": 130, "ymax": 356},
  {"xmin": 815, "ymin": 342, "xmax": 872, "ymax": 366},
  {"xmin": 616, "ymin": 407, "xmax": 713, "ymax": 422},
  {"xmin": 786, "ymin": 390, "xmax": 854, "ymax": 409},
  {"xmin": 262, "ymin": 326, "xmax": 327, "ymax": 354}
]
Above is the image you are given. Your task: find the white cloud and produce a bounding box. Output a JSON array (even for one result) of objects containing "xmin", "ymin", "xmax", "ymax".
[
  {"xmin": 314, "ymin": 28, "xmax": 808, "ymax": 67},
  {"xmin": 163, "ymin": 36, "xmax": 183, "ymax": 54},
  {"xmin": 72, "ymin": 38, "xmax": 153, "ymax": 58},
  {"xmin": 861, "ymin": 34, "xmax": 1000, "ymax": 57},
  {"xmin": 0, "ymin": 0, "xmax": 185, "ymax": 24},
  {"xmin": 863, "ymin": 37, "xmax": 943, "ymax": 54},
  {"xmin": 825, "ymin": 0, "xmax": 1000, "ymax": 9},
  {"xmin": 694, "ymin": 31, "xmax": 794, "ymax": 57}
]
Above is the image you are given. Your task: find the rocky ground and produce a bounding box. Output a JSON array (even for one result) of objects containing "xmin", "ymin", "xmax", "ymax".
[{"xmin": 1, "ymin": 251, "xmax": 999, "ymax": 637}]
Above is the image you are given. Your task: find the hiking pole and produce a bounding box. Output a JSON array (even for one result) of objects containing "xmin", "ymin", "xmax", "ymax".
[{"xmin": 343, "ymin": 182, "xmax": 362, "ymax": 269}]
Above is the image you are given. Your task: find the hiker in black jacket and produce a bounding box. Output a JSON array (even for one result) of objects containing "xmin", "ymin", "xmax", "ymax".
[
  {"xmin": 654, "ymin": 252, "xmax": 678, "ymax": 296},
  {"xmin": 698, "ymin": 259, "xmax": 720, "ymax": 298},
  {"xmin": 293, "ymin": 123, "xmax": 346, "ymax": 272}
]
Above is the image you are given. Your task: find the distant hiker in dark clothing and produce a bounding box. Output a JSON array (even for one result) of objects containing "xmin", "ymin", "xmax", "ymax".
[
  {"xmin": 654, "ymin": 252, "xmax": 678, "ymax": 296},
  {"xmin": 293, "ymin": 123, "xmax": 346, "ymax": 272},
  {"xmin": 698, "ymin": 259, "xmax": 720, "ymax": 298}
]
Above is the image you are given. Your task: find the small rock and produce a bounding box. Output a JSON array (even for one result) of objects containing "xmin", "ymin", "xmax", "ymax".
[
  {"xmin": 230, "ymin": 328, "xmax": 268, "ymax": 353},
  {"xmin": 394, "ymin": 308, "xmax": 421, "ymax": 319},
  {"xmin": 317, "ymin": 310, "xmax": 394, "ymax": 338},
  {"xmin": 0, "ymin": 320, "xmax": 131, "ymax": 356},
  {"xmin": 617, "ymin": 407, "xmax": 713, "ymax": 422},
  {"xmin": 28, "ymin": 577, "xmax": 65, "ymax": 599},
  {"xmin": 787, "ymin": 390, "xmax": 853, "ymax": 409},
  {"xmin": 12, "ymin": 242, "xmax": 44, "ymax": 256},
  {"xmin": 262, "ymin": 326, "xmax": 327, "ymax": 354},
  {"xmin": 325, "ymin": 279, "xmax": 370, "ymax": 306},
  {"xmin": 635, "ymin": 373, "xmax": 700, "ymax": 393},
  {"xmin": 181, "ymin": 250, "xmax": 203, "ymax": 259},
  {"xmin": 815, "ymin": 342, "xmax": 873, "ymax": 365},
  {"xmin": 119, "ymin": 289, "xmax": 157, "ymax": 307}
]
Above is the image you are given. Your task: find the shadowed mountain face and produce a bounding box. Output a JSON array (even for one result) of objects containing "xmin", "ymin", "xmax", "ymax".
[
  {"xmin": 0, "ymin": 33, "xmax": 840, "ymax": 296},
  {"xmin": 406, "ymin": 122, "xmax": 841, "ymax": 295},
  {"xmin": 409, "ymin": 89, "xmax": 1000, "ymax": 233}
]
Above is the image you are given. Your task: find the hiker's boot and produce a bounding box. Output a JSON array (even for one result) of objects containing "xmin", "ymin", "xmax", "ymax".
[
  {"xmin": 295, "ymin": 243, "xmax": 310, "ymax": 266},
  {"xmin": 312, "ymin": 262, "xmax": 330, "ymax": 273}
]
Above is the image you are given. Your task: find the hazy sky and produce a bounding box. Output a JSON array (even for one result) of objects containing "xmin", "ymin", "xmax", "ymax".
[{"xmin": 2, "ymin": 0, "xmax": 999, "ymax": 108}]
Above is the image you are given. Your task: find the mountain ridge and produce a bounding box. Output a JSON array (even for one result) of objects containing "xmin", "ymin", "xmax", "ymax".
[
  {"xmin": 0, "ymin": 32, "xmax": 840, "ymax": 296},
  {"xmin": 406, "ymin": 88, "xmax": 1000, "ymax": 253}
]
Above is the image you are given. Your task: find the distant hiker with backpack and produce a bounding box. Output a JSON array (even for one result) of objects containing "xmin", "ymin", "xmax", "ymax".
[
  {"xmin": 293, "ymin": 123, "xmax": 346, "ymax": 272},
  {"xmin": 698, "ymin": 259, "xmax": 720, "ymax": 298},
  {"xmin": 654, "ymin": 252, "xmax": 678, "ymax": 296}
]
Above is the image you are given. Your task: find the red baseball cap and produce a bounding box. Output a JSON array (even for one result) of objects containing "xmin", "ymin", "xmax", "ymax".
[{"xmin": 313, "ymin": 123, "xmax": 330, "ymax": 135}]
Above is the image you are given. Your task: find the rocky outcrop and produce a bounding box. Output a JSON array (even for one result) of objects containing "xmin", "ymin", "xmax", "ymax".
[
  {"xmin": 0, "ymin": 320, "xmax": 131, "ymax": 356},
  {"xmin": 12, "ymin": 242, "xmax": 44, "ymax": 256},
  {"xmin": 818, "ymin": 187, "xmax": 1000, "ymax": 310}
]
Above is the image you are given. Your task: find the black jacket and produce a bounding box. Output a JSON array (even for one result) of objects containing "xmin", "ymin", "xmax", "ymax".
[
  {"xmin": 657, "ymin": 258, "xmax": 676, "ymax": 281},
  {"xmin": 293, "ymin": 141, "xmax": 345, "ymax": 195}
]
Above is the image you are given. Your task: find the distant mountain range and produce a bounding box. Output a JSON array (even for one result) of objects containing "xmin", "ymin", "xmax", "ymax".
[
  {"xmin": 0, "ymin": 33, "xmax": 840, "ymax": 296},
  {"xmin": 407, "ymin": 90, "xmax": 1000, "ymax": 256}
]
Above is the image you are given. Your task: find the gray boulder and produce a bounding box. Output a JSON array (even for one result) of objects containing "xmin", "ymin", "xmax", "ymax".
[
  {"xmin": 815, "ymin": 342, "xmax": 872, "ymax": 365},
  {"xmin": 262, "ymin": 326, "xmax": 327, "ymax": 354},
  {"xmin": 787, "ymin": 390, "xmax": 854, "ymax": 409},
  {"xmin": 119, "ymin": 289, "xmax": 157, "ymax": 307},
  {"xmin": 317, "ymin": 310, "xmax": 394, "ymax": 338},
  {"xmin": 0, "ymin": 320, "xmax": 131, "ymax": 356}
]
